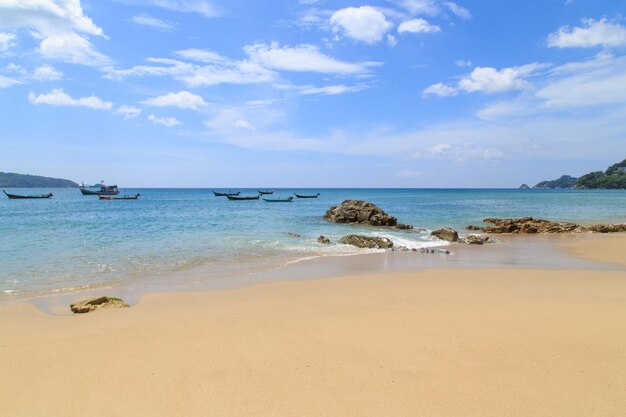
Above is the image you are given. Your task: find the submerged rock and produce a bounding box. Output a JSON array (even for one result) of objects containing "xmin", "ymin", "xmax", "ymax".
[
  {"xmin": 70, "ymin": 296, "xmax": 129, "ymax": 314},
  {"xmin": 431, "ymin": 227, "xmax": 459, "ymax": 242},
  {"xmin": 317, "ymin": 235, "xmax": 331, "ymax": 244},
  {"xmin": 287, "ymin": 232, "xmax": 303, "ymax": 238},
  {"xmin": 458, "ymin": 235, "xmax": 500, "ymax": 245},
  {"xmin": 588, "ymin": 224, "xmax": 626, "ymax": 233},
  {"xmin": 465, "ymin": 217, "xmax": 585, "ymax": 234},
  {"xmin": 340, "ymin": 235, "xmax": 394, "ymax": 249},
  {"xmin": 324, "ymin": 200, "xmax": 399, "ymax": 227}
]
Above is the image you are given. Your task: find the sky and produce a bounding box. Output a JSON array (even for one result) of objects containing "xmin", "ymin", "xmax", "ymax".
[{"xmin": 1, "ymin": 0, "xmax": 625, "ymax": 187}]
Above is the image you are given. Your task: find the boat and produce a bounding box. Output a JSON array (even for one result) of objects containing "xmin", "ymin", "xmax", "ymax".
[
  {"xmin": 4, "ymin": 190, "xmax": 53, "ymax": 199},
  {"xmin": 294, "ymin": 192, "xmax": 320, "ymax": 199},
  {"xmin": 258, "ymin": 189, "xmax": 274, "ymax": 195},
  {"xmin": 213, "ymin": 190, "xmax": 241, "ymax": 197},
  {"xmin": 263, "ymin": 196, "xmax": 293, "ymax": 203},
  {"xmin": 99, "ymin": 194, "xmax": 141, "ymax": 200},
  {"xmin": 226, "ymin": 195, "xmax": 260, "ymax": 201},
  {"xmin": 79, "ymin": 181, "xmax": 120, "ymax": 196}
]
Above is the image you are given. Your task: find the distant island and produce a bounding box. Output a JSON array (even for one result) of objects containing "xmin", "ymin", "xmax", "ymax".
[
  {"xmin": 0, "ymin": 172, "xmax": 78, "ymax": 188},
  {"xmin": 520, "ymin": 158, "xmax": 626, "ymax": 189}
]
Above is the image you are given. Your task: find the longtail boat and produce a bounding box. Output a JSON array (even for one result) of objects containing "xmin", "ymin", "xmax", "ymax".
[
  {"xmin": 263, "ymin": 196, "xmax": 293, "ymax": 203},
  {"xmin": 226, "ymin": 195, "xmax": 260, "ymax": 201},
  {"xmin": 4, "ymin": 190, "xmax": 53, "ymax": 199},
  {"xmin": 99, "ymin": 194, "xmax": 141, "ymax": 200},
  {"xmin": 213, "ymin": 190, "xmax": 241, "ymax": 197},
  {"xmin": 79, "ymin": 181, "xmax": 119, "ymax": 196},
  {"xmin": 258, "ymin": 189, "xmax": 274, "ymax": 195},
  {"xmin": 294, "ymin": 192, "xmax": 320, "ymax": 199}
]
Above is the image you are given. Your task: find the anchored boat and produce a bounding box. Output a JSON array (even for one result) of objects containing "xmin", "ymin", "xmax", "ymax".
[
  {"xmin": 294, "ymin": 192, "xmax": 320, "ymax": 199},
  {"xmin": 213, "ymin": 190, "xmax": 241, "ymax": 197},
  {"xmin": 4, "ymin": 190, "xmax": 53, "ymax": 199},
  {"xmin": 99, "ymin": 194, "xmax": 141, "ymax": 200},
  {"xmin": 80, "ymin": 181, "xmax": 119, "ymax": 196},
  {"xmin": 263, "ymin": 196, "xmax": 293, "ymax": 203},
  {"xmin": 226, "ymin": 195, "xmax": 260, "ymax": 201}
]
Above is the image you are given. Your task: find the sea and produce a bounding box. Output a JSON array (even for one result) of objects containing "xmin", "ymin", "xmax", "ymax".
[{"xmin": 1, "ymin": 188, "xmax": 625, "ymax": 300}]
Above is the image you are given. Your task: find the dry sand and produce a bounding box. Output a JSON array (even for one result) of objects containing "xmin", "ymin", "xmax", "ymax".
[{"xmin": 1, "ymin": 236, "xmax": 626, "ymax": 417}]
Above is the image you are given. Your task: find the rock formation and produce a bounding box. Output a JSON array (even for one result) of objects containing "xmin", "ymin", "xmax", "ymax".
[
  {"xmin": 588, "ymin": 224, "xmax": 626, "ymax": 233},
  {"xmin": 70, "ymin": 296, "xmax": 129, "ymax": 314},
  {"xmin": 466, "ymin": 217, "xmax": 585, "ymax": 234},
  {"xmin": 324, "ymin": 200, "xmax": 403, "ymax": 227},
  {"xmin": 317, "ymin": 235, "xmax": 331, "ymax": 244},
  {"xmin": 431, "ymin": 228, "xmax": 459, "ymax": 242},
  {"xmin": 340, "ymin": 235, "xmax": 394, "ymax": 249},
  {"xmin": 458, "ymin": 235, "xmax": 500, "ymax": 245}
]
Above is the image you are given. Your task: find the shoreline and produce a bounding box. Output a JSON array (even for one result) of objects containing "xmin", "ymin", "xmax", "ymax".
[
  {"xmin": 1, "ymin": 234, "xmax": 625, "ymax": 416},
  {"xmin": 4, "ymin": 231, "xmax": 625, "ymax": 314}
]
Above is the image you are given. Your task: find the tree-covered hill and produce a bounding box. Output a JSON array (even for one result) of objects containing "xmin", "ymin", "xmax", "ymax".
[
  {"xmin": 533, "ymin": 175, "xmax": 578, "ymax": 189},
  {"xmin": 576, "ymin": 158, "xmax": 626, "ymax": 189},
  {"xmin": 0, "ymin": 172, "xmax": 79, "ymax": 188}
]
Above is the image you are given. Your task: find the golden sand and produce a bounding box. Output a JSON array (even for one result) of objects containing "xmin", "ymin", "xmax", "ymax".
[{"xmin": 1, "ymin": 235, "xmax": 625, "ymax": 417}]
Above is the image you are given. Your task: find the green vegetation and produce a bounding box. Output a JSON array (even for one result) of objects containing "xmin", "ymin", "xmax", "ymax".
[
  {"xmin": 0, "ymin": 172, "xmax": 78, "ymax": 188},
  {"xmin": 576, "ymin": 158, "xmax": 626, "ymax": 189},
  {"xmin": 533, "ymin": 175, "xmax": 578, "ymax": 189}
]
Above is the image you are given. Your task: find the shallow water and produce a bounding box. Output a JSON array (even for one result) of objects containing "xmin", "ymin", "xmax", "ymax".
[{"xmin": 1, "ymin": 188, "xmax": 625, "ymax": 299}]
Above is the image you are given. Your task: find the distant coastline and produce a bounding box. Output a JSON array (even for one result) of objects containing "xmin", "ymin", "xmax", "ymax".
[
  {"xmin": 520, "ymin": 158, "xmax": 626, "ymax": 189},
  {"xmin": 0, "ymin": 172, "xmax": 78, "ymax": 188}
]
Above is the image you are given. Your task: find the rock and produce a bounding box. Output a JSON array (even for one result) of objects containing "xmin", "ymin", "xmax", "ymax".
[
  {"xmin": 465, "ymin": 217, "xmax": 585, "ymax": 234},
  {"xmin": 458, "ymin": 235, "xmax": 500, "ymax": 245},
  {"xmin": 420, "ymin": 248, "xmax": 450, "ymax": 254},
  {"xmin": 588, "ymin": 224, "xmax": 626, "ymax": 233},
  {"xmin": 392, "ymin": 245, "xmax": 410, "ymax": 252},
  {"xmin": 395, "ymin": 223, "xmax": 414, "ymax": 230},
  {"xmin": 70, "ymin": 296, "xmax": 129, "ymax": 314},
  {"xmin": 431, "ymin": 227, "xmax": 459, "ymax": 242},
  {"xmin": 287, "ymin": 232, "xmax": 302, "ymax": 238},
  {"xmin": 340, "ymin": 235, "xmax": 394, "ymax": 249},
  {"xmin": 324, "ymin": 200, "xmax": 399, "ymax": 227},
  {"xmin": 519, "ymin": 184, "xmax": 530, "ymax": 189},
  {"xmin": 317, "ymin": 235, "xmax": 331, "ymax": 244}
]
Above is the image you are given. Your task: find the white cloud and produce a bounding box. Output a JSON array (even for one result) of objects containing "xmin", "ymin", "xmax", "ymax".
[
  {"xmin": 175, "ymin": 48, "xmax": 227, "ymax": 63},
  {"xmin": 398, "ymin": 18, "xmax": 440, "ymax": 34},
  {"xmin": 330, "ymin": 6, "xmax": 393, "ymax": 44},
  {"xmin": 116, "ymin": 0, "xmax": 219, "ymax": 17},
  {"xmin": 298, "ymin": 84, "xmax": 366, "ymax": 95},
  {"xmin": 444, "ymin": 2, "xmax": 471, "ymax": 19},
  {"xmin": 31, "ymin": 64, "xmax": 63, "ymax": 81},
  {"xmin": 0, "ymin": 0, "xmax": 111, "ymax": 66},
  {"xmin": 422, "ymin": 82, "xmax": 457, "ymax": 97},
  {"xmin": 131, "ymin": 14, "xmax": 175, "ymax": 31},
  {"xmin": 387, "ymin": 34, "xmax": 397, "ymax": 46},
  {"xmin": 0, "ymin": 32, "xmax": 16, "ymax": 53},
  {"xmin": 116, "ymin": 105, "xmax": 142, "ymax": 119},
  {"xmin": 395, "ymin": 0, "xmax": 440, "ymax": 16},
  {"xmin": 0, "ymin": 74, "xmax": 20, "ymax": 88},
  {"xmin": 28, "ymin": 88, "xmax": 113, "ymax": 109},
  {"xmin": 548, "ymin": 18, "xmax": 626, "ymax": 49},
  {"xmin": 455, "ymin": 59, "xmax": 472, "ymax": 67},
  {"xmin": 458, "ymin": 64, "xmax": 544, "ymax": 94},
  {"xmin": 142, "ymin": 91, "xmax": 207, "ymax": 109},
  {"xmin": 148, "ymin": 114, "xmax": 180, "ymax": 127},
  {"xmin": 244, "ymin": 42, "xmax": 376, "ymax": 74}
]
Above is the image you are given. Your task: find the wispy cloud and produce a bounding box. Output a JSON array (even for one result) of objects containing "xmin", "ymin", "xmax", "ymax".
[
  {"xmin": 28, "ymin": 88, "xmax": 113, "ymax": 110},
  {"xmin": 131, "ymin": 14, "xmax": 176, "ymax": 31},
  {"xmin": 548, "ymin": 18, "xmax": 626, "ymax": 49},
  {"xmin": 117, "ymin": 105, "xmax": 142, "ymax": 119},
  {"xmin": 148, "ymin": 114, "xmax": 181, "ymax": 127},
  {"xmin": 142, "ymin": 91, "xmax": 207, "ymax": 109},
  {"xmin": 115, "ymin": 0, "xmax": 219, "ymax": 17}
]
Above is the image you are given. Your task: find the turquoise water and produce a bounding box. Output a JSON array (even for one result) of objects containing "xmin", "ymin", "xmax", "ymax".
[{"xmin": 1, "ymin": 188, "xmax": 625, "ymax": 298}]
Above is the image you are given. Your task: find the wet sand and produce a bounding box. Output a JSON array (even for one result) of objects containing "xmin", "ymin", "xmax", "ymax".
[{"xmin": 1, "ymin": 234, "xmax": 625, "ymax": 417}]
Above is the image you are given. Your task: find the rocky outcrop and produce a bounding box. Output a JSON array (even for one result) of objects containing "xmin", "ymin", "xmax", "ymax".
[
  {"xmin": 519, "ymin": 184, "xmax": 530, "ymax": 189},
  {"xmin": 431, "ymin": 228, "xmax": 459, "ymax": 242},
  {"xmin": 340, "ymin": 235, "xmax": 393, "ymax": 249},
  {"xmin": 588, "ymin": 224, "xmax": 626, "ymax": 233},
  {"xmin": 70, "ymin": 296, "xmax": 129, "ymax": 314},
  {"xmin": 466, "ymin": 217, "xmax": 585, "ymax": 234},
  {"xmin": 420, "ymin": 248, "xmax": 451, "ymax": 254},
  {"xmin": 458, "ymin": 235, "xmax": 500, "ymax": 245},
  {"xmin": 317, "ymin": 235, "xmax": 331, "ymax": 244},
  {"xmin": 324, "ymin": 200, "xmax": 400, "ymax": 227}
]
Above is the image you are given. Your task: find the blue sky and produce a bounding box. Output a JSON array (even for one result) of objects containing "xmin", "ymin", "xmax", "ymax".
[{"xmin": 1, "ymin": 0, "xmax": 625, "ymax": 187}]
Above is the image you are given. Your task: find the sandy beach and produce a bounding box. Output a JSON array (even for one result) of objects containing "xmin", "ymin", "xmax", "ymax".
[{"xmin": 1, "ymin": 234, "xmax": 625, "ymax": 417}]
